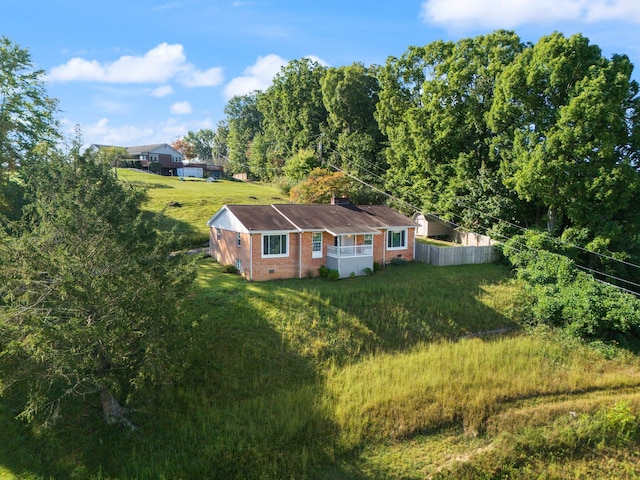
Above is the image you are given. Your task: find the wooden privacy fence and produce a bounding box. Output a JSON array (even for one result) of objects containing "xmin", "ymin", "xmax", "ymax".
[{"xmin": 414, "ymin": 243, "xmax": 500, "ymax": 266}]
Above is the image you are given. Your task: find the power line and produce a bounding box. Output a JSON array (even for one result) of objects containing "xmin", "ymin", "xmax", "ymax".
[
  {"xmin": 454, "ymin": 198, "xmax": 640, "ymax": 272},
  {"xmin": 233, "ymin": 134, "xmax": 640, "ymax": 291},
  {"xmin": 328, "ymin": 158, "xmax": 640, "ymax": 296}
]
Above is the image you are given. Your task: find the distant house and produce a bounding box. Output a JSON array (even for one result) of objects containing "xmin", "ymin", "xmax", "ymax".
[
  {"xmin": 207, "ymin": 198, "xmax": 417, "ymax": 281},
  {"xmin": 126, "ymin": 144, "xmax": 184, "ymax": 176}
]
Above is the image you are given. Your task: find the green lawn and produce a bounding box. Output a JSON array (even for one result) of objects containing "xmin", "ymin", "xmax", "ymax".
[
  {"xmin": 2, "ymin": 171, "xmax": 640, "ymax": 479},
  {"xmin": 118, "ymin": 169, "xmax": 283, "ymax": 245}
]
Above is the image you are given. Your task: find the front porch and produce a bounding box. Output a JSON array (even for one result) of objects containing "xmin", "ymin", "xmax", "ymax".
[
  {"xmin": 325, "ymin": 231, "xmax": 376, "ymax": 278},
  {"xmin": 326, "ymin": 245, "xmax": 373, "ymax": 278}
]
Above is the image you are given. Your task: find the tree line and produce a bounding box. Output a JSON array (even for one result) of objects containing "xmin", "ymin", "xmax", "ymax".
[{"xmin": 176, "ymin": 29, "xmax": 640, "ymax": 290}]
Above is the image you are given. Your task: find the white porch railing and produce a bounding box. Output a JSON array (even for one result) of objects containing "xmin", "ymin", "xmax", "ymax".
[{"xmin": 326, "ymin": 245, "xmax": 373, "ymax": 258}]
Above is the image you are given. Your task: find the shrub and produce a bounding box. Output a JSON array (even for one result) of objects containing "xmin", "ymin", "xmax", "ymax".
[
  {"xmin": 222, "ymin": 264, "xmax": 237, "ymax": 274},
  {"xmin": 390, "ymin": 257, "xmax": 408, "ymax": 266},
  {"xmin": 327, "ymin": 269, "xmax": 340, "ymax": 281},
  {"xmin": 502, "ymin": 232, "xmax": 640, "ymax": 347}
]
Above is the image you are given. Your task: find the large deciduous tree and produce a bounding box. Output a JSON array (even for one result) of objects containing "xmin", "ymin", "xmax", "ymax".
[
  {"xmin": 0, "ymin": 37, "xmax": 59, "ymax": 216},
  {"xmin": 489, "ymin": 32, "xmax": 640, "ymax": 274},
  {"xmin": 0, "ymin": 149, "xmax": 195, "ymax": 427},
  {"xmin": 172, "ymin": 129, "xmax": 216, "ymax": 162},
  {"xmin": 225, "ymin": 92, "xmax": 263, "ymax": 175},
  {"xmin": 0, "ymin": 37, "xmax": 59, "ymax": 168},
  {"xmin": 377, "ymin": 31, "xmax": 525, "ymax": 223},
  {"xmin": 257, "ymin": 58, "xmax": 327, "ymax": 166},
  {"xmin": 321, "ymin": 63, "xmax": 387, "ymax": 202},
  {"xmin": 212, "ymin": 120, "xmax": 229, "ymax": 165},
  {"xmin": 185, "ymin": 129, "xmax": 215, "ymax": 161}
]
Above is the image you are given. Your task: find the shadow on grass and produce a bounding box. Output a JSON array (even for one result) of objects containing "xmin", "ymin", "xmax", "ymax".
[
  {"xmin": 0, "ymin": 263, "xmax": 340, "ymax": 479},
  {"xmin": 139, "ymin": 210, "xmax": 208, "ymax": 247},
  {"xmin": 125, "ymin": 180, "xmax": 175, "ymax": 190},
  {"xmin": 0, "ymin": 261, "xmax": 517, "ymax": 479},
  {"xmin": 254, "ymin": 261, "xmax": 519, "ymax": 364}
]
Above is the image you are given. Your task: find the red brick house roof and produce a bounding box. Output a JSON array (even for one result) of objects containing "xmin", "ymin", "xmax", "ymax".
[{"xmin": 210, "ymin": 203, "xmax": 416, "ymax": 233}]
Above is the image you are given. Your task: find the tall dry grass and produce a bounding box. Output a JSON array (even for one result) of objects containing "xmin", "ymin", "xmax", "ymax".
[{"xmin": 326, "ymin": 335, "xmax": 640, "ymax": 447}]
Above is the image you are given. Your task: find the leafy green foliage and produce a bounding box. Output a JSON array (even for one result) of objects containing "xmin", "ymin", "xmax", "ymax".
[
  {"xmin": 490, "ymin": 32, "xmax": 640, "ymax": 242},
  {"xmin": 320, "ymin": 63, "xmax": 388, "ymax": 193},
  {"xmin": 0, "ymin": 36, "xmax": 59, "ymax": 219},
  {"xmin": 318, "ymin": 264, "xmax": 339, "ymax": 280},
  {"xmin": 502, "ymin": 231, "xmax": 640, "ymax": 347},
  {"xmin": 0, "ymin": 37, "xmax": 59, "ymax": 169},
  {"xmin": 0, "ymin": 152, "xmax": 196, "ymax": 424},
  {"xmin": 289, "ymin": 167, "xmax": 353, "ymax": 203},
  {"xmin": 282, "ymin": 147, "xmax": 320, "ymax": 182},
  {"xmin": 225, "ymin": 92, "xmax": 263, "ymax": 175},
  {"xmin": 377, "ymin": 31, "xmax": 525, "ymax": 223},
  {"xmin": 258, "ymin": 58, "xmax": 327, "ymax": 163},
  {"xmin": 184, "ymin": 128, "xmax": 215, "ymax": 161}
]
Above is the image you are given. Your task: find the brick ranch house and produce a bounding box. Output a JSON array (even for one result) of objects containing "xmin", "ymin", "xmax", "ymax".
[{"xmin": 207, "ymin": 199, "xmax": 418, "ymax": 281}]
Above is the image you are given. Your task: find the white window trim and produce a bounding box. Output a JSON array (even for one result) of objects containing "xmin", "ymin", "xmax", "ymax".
[
  {"xmin": 387, "ymin": 228, "xmax": 407, "ymax": 250},
  {"xmin": 262, "ymin": 233, "xmax": 289, "ymax": 258},
  {"xmin": 312, "ymin": 232, "xmax": 323, "ymax": 259}
]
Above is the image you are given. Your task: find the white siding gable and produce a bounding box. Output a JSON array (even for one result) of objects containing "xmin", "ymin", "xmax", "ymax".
[
  {"xmin": 150, "ymin": 144, "xmax": 182, "ymax": 157},
  {"xmin": 206, "ymin": 206, "xmax": 249, "ymax": 233}
]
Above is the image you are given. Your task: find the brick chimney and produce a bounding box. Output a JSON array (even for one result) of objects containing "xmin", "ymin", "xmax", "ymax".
[{"xmin": 331, "ymin": 194, "xmax": 351, "ymax": 205}]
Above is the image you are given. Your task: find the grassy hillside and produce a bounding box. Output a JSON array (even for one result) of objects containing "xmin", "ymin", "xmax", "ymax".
[
  {"xmin": 2, "ymin": 171, "xmax": 640, "ymax": 479},
  {"xmin": 117, "ymin": 169, "xmax": 283, "ymax": 246}
]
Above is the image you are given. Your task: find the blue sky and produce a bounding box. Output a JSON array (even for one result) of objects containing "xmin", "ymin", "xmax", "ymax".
[{"xmin": 2, "ymin": 0, "xmax": 640, "ymax": 147}]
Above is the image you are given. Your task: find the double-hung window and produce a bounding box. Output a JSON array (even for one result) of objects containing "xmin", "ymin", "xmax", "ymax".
[
  {"xmin": 312, "ymin": 232, "xmax": 322, "ymax": 258},
  {"xmin": 262, "ymin": 233, "xmax": 288, "ymax": 257},
  {"xmin": 387, "ymin": 229, "xmax": 407, "ymax": 250}
]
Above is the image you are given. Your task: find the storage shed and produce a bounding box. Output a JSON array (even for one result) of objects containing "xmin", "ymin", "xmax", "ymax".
[
  {"xmin": 412, "ymin": 213, "xmax": 453, "ymax": 239},
  {"xmin": 177, "ymin": 166, "xmax": 204, "ymax": 178}
]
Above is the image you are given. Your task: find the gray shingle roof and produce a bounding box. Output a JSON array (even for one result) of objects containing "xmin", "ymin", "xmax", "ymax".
[
  {"xmin": 226, "ymin": 205, "xmax": 298, "ymax": 231},
  {"xmin": 224, "ymin": 203, "xmax": 416, "ymax": 232}
]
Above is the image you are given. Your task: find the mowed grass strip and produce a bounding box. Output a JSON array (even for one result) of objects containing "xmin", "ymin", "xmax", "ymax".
[{"xmin": 118, "ymin": 169, "xmax": 283, "ymax": 245}]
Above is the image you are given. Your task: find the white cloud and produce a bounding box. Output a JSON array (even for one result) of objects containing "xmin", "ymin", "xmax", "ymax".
[
  {"xmin": 584, "ymin": 0, "xmax": 640, "ymax": 22},
  {"xmin": 304, "ymin": 55, "xmax": 329, "ymax": 67},
  {"xmin": 76, "ymin": 118, "xmax": 155, "ymax": 146},
  {"xmin": 224, "ymin": 54, "xmax": 287, "ymax": 99},
  {"xmin": 48, "ymin": 43, "xmax": 224, "ymax": 87},
  {"xmin": 73, "ymin": 116, "xmax": 215, "ymax": 147},
  {"xmin": 170, "ymin": 101, "xmax": 193, "ymax": 114},
  {"xmin": 182, "ymin": 66, "xmax": 225, "ymax": 87},
  {"xmin": 151, "ymin": 85, "xmax": 174, "ymax": 97},
  {"xmin": 420, "ymin": 0, "xmax": 640, "ymax": 29}
]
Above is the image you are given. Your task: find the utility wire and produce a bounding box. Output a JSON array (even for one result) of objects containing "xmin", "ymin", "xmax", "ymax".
[{"xmin": 328, "ymin": 157, "xmax": 640, "ymax": 296}]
